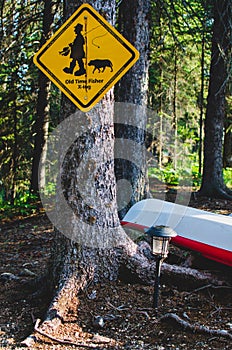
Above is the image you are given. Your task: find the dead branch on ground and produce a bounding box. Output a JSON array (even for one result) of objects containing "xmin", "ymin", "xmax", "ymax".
[{"xmin": 160, "ymin": 313, "xmax": 232, "ymax": 339}]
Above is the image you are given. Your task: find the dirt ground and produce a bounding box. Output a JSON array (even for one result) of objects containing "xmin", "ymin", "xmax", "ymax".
[{"xmin": 0, "ymin": 191, "xmax": 232, "ymax": 349}]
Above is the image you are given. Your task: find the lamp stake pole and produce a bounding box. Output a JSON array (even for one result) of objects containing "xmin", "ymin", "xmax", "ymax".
[{"xmin": 153, "ymin": 256, "xmax": 163, "ymax": 309}]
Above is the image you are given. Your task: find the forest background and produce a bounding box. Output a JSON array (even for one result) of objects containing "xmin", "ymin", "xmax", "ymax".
[{"xmin": 0, "ymin": 0, "xmax": 231, "ymax": 217}]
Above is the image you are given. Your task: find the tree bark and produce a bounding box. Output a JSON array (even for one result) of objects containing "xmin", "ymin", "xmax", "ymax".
[
  {"xmin": 172, "ymin": 46, "xmax": 178, "ymax": 170},
  {"xmin": 223, "ymin": 114, "xmax": 232, "ymax": 168},
  {"xmin": 198, "ymin": 0, "xmax": 232, "ymax": 199},
  {"xmin": 115, "ymin": 0, "xmax": 150, "ymax": 106},
  {"xmin": 35, "ymin": 2, "xmax": 152, "ymax": 337},
  {"xmin": 10, "ymin": 86, "xmax": 18, "ymax": 205},
  {"xmin": 39, "ymin": 0, "xmax": 131, "ymax": 331},
  {"xmin": 198, "ymin": 17, "xmax": 206, "ymax": 175}
]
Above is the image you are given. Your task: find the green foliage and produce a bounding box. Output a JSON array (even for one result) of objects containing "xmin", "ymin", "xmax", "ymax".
[
  {"xmin": 148, "ymin": 163, "xmax": 202, "ymax": 189},
  {"xmin": 0, "ymin": 0, "xmax": 43, "ymax": 201},
  {"xmin": 40, "ymin": 182, "xmax": 56, "ymax": 196},
  {"xmin": 0, "ymin": 190, "xmax": 40, "ymax": 220},
  {"xmin": 147, "ymin": 0, "xmax": 231, "ymax": 195},
  {"xmin": 223, "ymin": 168, "xmax": 232, "ymax": 188},
  {"xmin": 0, "ymin": 0, "xmax": 62, "ymax": 204},
  {"xmin": 149, "ymin": 165, "xmax": 232, "ymax": 190}
]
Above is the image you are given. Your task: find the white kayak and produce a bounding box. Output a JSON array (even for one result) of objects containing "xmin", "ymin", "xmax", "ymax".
[{"xmin": 121, "ymin": 198, "xmax": 232, "ymax": 267}]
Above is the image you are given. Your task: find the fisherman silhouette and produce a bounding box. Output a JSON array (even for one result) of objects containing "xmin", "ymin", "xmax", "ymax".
[{"xmin": 60, "ymin": 23, "xmax": 86, "ymax": 76}]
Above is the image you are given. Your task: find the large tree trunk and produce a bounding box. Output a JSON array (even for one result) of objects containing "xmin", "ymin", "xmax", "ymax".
[
  {"xmin": 32, "ymin": 0, "xmax": 132, "ymax": 338},
  {"xmin": 114, "ymin": 0, "xmax": 151, "ymax": 219},
  {"xmin": 198, "ymin": 0, "xmax": 232, "ymax": 199}
]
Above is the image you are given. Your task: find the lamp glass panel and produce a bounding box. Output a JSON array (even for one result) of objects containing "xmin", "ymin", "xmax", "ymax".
[
  {"xmin": 152, "ymin": 237, "xmax": 164, "ymax": 255},
  {"xmin": 152, "ymin": 237, "xmax": 170, "ymax": 257},
  {"xmin": 161, "ymin": 238, "xmax": 170, "ymax": 258}
]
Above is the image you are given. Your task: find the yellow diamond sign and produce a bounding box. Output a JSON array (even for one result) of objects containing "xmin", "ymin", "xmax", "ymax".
[{"xmin": 33, "ymin": 3, "xmax": 139, "ymax": 112}]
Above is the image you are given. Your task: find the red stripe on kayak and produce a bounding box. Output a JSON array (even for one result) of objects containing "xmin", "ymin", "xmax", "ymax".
[
  {"xmin": 121, "ymin": 220, "xmax": 148, "ymax": 232},
  {"xmin": 121, "ymin": 221, "xmax": 232, "ymax": 267}
]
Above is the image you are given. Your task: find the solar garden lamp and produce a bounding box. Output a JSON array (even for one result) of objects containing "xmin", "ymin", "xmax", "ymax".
[{"xmin": 145, "ymin": 225, "xmax": 177, "ymax": 309}]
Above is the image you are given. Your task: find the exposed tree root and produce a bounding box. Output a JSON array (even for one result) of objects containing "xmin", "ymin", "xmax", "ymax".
[
  {"xmin": 21, "ymin": 240, "xmax": 229, "ymax": 347},
  {"xmin": 21, "ymin": 244, "xmax": 122, "ymax": 347},
  {"xmin": 121, "ymin": 241, "xmax": 227, "ymax": 289},
  {"xmin": 197, "ymin": 186, "xmax": 232, "ymax": 200},
  {"xmin": 160, "ymin": 313, "xmax": 232, "ymax": 339},
  {"xmin": 21, "ymin": 319, "xmax": 118, "ymax": 348}
]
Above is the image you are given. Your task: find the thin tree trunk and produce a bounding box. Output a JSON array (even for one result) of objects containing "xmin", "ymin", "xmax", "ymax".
[
  {"xmin": 30, "ymin": 0, "xmax": 56, "ymax": 193},
  {"xmin": 158, "ymin": 8, "xmax": 164, "ymax": 169},
  {"xmin": 223, "ymin": 113, "xmax": 232, "ymax": 168},
  {"xmin": 10, "ymin": 89, "xmax": 18, "ymax": 205},
  {"xmin": 199, "ymin": 23, "xmax": 205, "ymax": 175},
  {"xmin": 172, "ymin": 46, "xmax": 178, "ymax": 170},
  {"xmin": 0, "ymin": 0, "xmax": 5, "ymax": 43}
]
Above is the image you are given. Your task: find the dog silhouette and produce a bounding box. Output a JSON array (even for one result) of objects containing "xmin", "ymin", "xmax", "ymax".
[{"xmin": 88, "ymin": 59, "xmax": 113, "ymax": 73}]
